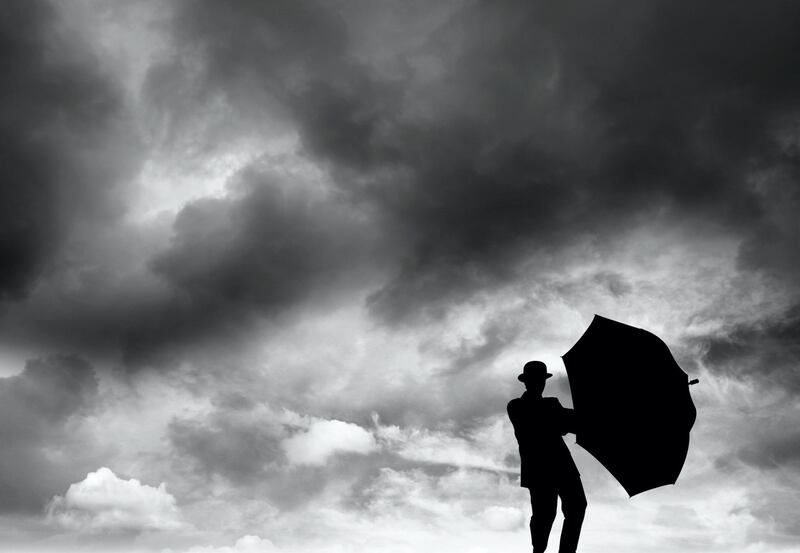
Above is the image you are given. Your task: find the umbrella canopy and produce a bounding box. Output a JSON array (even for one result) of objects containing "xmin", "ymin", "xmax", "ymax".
[{"xmin": 562, "ymin": 315, "xmax": 697, "ymax": 497}]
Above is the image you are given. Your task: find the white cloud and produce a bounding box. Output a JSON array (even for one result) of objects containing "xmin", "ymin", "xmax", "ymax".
[
  {"xmin": 46, "ymin": 467, "xmax": 183, "ymax": 532},
  {"xmin": 282, "ymin": 419, "xmax": 377, "ymax": 466},
  {"xmin": 480, "ymin": 506, "xmax": 525, "ymax": 532},
  {"xmin": 168, "ymin": 535, "xmax": 281, "ymax": 553}
]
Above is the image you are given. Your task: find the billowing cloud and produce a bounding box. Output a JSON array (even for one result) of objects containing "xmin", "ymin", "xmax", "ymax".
[
  {"xmin": 46, "ymin": 467, "xmax": 183, "ymax": 533},
  {"xmin": 282, "ymin": 419, "xmax": 377, "ymax": 467},
  {"xmin": 5, "ymin": 0, "xmax": 798, "ymax": 372},
  {"xmin": 156, "ymin": 0, "xmax": 800, "ymax": 325},
  {"xmin": 124, "ymin": 164, "xmax": 378, "ymax": 367}
]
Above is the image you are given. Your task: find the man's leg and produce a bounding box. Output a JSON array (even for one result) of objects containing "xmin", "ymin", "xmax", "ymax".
[
  {"xmin": 529, "ymin": 485, "xmax": 557, "ymax": 553},
  {"xmin": 557, "ymin": 476, "xmax": 586, "ymax": 553}
]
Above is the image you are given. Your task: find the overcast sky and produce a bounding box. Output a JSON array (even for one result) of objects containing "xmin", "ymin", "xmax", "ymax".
[{"xmin": 1, "ymin": 1, "xmax": 799, "ymax": 551}]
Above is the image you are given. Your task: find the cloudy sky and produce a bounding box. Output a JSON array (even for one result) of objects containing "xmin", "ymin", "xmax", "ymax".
[{"xmin": 1, "ymin": 0, "xmax": 799, "ymax": 551}]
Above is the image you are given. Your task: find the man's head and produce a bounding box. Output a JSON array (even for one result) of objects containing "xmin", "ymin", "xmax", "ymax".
[{"xmin": 518, "ymin": 360, "xmax": 552, "ymax": 395}]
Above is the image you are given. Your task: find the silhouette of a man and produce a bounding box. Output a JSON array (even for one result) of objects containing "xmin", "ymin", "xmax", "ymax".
[{"xmin": 507, "ymin": 361, "xmax": 586, "ymax": 553}]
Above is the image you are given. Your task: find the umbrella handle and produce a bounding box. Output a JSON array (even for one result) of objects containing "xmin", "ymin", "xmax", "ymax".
[{"xmin": 688, "ymin": 378, "xmax": 699, "ymax": 385}]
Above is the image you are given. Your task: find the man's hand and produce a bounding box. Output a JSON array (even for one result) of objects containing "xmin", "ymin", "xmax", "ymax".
[{"xmin": 561, "ymin": 407, "xmax": 578, "ymax": 435}]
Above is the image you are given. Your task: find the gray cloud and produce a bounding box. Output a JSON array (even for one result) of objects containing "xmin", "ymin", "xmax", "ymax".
[
  {"xmin": 166, "ymin": 403, "xmax": 378, "ymax": 510},
  {"xmin": 15, "ymin": 0, "xmax": 792, "ymax": 371},
  {"xmin": 165, "ymin": 393, "xmax": 518, "ymax": 516},
  {"xmin": 118, "ymin": 164, "xmax": 377, "ymax": 368},
  {"xmin": 159, "ymin": 0, "xmax": 800, "ymax": 327},
  {"xmin": 168, "ymin": 408, "xmax": 286, "ymax": 486},
  {"xmin": 0, "ymin": 0, "xmax": 141, "ymax": 301},
  {"xmin": 747, "ymin": 486, "xmax": 800, "ymax": 541},
  {"xmin": 437, "ymin": 316, "xmax": 522, "ymax": 376},
  {"xmin": 697, "ymin": 304, "xmax": 800, "ymax": 392},
  {"xmin": 2, "ymin": 0, "xmax": 798, "ymax": 372},
  {"xmin": 0, "ymin": 355, "xmax": 99, "ymax": 513},
  {"xmin": 735, "ymin": 430, "xmax": 800, "ymax": 471},
  {"xmin": 2, "ymin": 160, "xmax": 379, "ymax": 372},
  {"xmin": 153, "ymin": 173, "xmax": 369, "ymax": 314}
]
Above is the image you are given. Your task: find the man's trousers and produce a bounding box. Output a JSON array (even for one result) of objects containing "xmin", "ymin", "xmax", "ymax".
[{"xmin": 528, "ymin": 475, "xmax": 586, "ymax": 553}]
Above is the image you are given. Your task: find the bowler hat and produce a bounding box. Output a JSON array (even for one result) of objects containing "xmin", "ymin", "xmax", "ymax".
[{"xmin": 518, "ymin": 360, "xmax": 552, "ymax": 382}]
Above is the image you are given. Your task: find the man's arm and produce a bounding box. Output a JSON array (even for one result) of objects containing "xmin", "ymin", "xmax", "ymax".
[
  {"xmin": 556, "ymin": 400, "xmax": 578, "ymax": 436},
  {"xmin": 507, "ymin": 399, "xmax": 520, "ymax": 429},
  {"xmin": 556, "ymin": 400, "xmax": 578, "ymax": 435},
  {"xmin": 507, "ymin": 399, "xmax": 528, "ymax": 445}
]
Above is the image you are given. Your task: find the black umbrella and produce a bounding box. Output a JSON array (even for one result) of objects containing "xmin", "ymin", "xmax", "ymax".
[{"xmin": 562, "ymin": 315, "xmax": 698, "ymax": 496}]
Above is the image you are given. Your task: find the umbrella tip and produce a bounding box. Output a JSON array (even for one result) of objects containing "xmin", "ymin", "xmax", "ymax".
[{"xmin": 688, "ymin": 378, "xmax": 699, "ymax": 385}]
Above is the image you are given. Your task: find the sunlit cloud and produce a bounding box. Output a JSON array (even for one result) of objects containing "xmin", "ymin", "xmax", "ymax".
[{"xmin": 47, "ymin": 467, "xmax": 184, "ymax": 533}]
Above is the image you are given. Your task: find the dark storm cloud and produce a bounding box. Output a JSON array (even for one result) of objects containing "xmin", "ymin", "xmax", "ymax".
[
  {"xmin": 164, "ymin": 0, "xmax": 800, "ymax": 325},
  {"xmin": 697, "ymin": 304, "xmax": 800, "ymax": 392},
  {"xmin": 20, "ymin": 0, "xmax": 795, "ymax": 370},
  {"xmin": 0, "ymin": 1, "xmax": 141, "ymax": 301},
  {"xmin": 49, "ymin": 7, "xmax": 381, "ymax": 370},
  {"xmin": 1, "ymin": 163, "xmax": 376, "ymax": 372},
  {"xmin": 120, "ymin": 165, "xmax": 375, "ymax": 368},
  {"xmin": 152, "ymin": 171, "xmax": 368, "ymax": 314},
  {"xmin": 362, "ymin": 0, "xmax": 800, "ymax": 322},
  {"xmin": 148, "ymin": 0, "xmax": 349, "ymax": 128},
  {"xmin": 0, "ymin": 355, "xmax": 99, "ymax": 512}
]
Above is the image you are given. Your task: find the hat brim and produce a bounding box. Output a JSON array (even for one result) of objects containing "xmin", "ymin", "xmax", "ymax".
[{"xmin": 518, "ymin": 373, "xmax": 553, "ymax": 382}]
